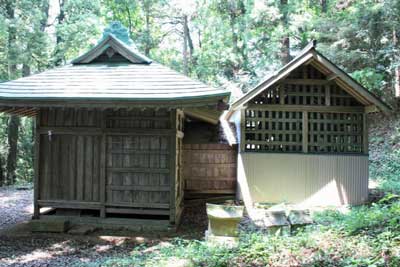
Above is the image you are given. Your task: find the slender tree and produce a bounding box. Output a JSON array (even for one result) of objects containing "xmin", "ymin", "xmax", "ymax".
[
  {"xmin": 279, "ymin": 0, "xmax": 291, "ymax": 65},
  {"xmin": 53, "ymin": 0, "xmax": 66, "ymax": 66},
  {"xmin": 4, "ymin": 0, "xmax": 19, "ymax": 185}
]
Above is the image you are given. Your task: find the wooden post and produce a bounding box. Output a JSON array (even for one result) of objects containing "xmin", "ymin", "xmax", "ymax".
[
  {"xmin": 325, "ymin": 84, "xmax": 331, "ymax": 106},
  {"xmin": 302, "ymin": 111, "xmax": 308, "ymax": 153},
  {"xmin": 33, "ymin": 112, "xmax": 40, "ymax": 219},
  {"xmin": 240, "ymin": 109, "xmax": 245, "ymax": 153},
  {"xmin": 169, "ymin": 109, "xmax": 177, "ymax": 224},
  {"xmin": 363, "ymin": 113, "xmax": 368, "ymax": 154},
  {"xmin": 279, "ymin": 84, "xmax": 285, "ymax": 105},
  {"xmin": 99, "ymin": 110, "xmax": 106, "ymax": 218}
]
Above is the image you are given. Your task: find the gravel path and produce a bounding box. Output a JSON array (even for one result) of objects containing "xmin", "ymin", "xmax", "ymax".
[
  {"xmin": 0, "ymin": 186, "xmax": 33, "ymax": 231},
  {"xmin": 0, "ymin": 234, "xmax": 150, "ymax": 267},
  {"xmin": 0, "ymin": 187, "xmax": 207, "ymax": 267}
]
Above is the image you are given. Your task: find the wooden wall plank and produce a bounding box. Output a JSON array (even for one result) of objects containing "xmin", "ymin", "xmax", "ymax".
[
  {"xmin": 33, "ymin": 113, "xmax": 40, "ymax": 218},
  {"xmin": 38, "ymin": 107, "xmax": 178, "ymax": 220},
  {"xmin": 76, "ymin": 135, "xmax": 84, "ymax": 201}
]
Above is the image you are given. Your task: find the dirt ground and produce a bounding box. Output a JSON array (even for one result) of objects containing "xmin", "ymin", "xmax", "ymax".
[
  {"xmin": 0, "ymin": 186, "xmax": 33, "ymax": 231},
  {"xmin": 0, "ymin": 187, "xmax": 208, "ymax": 267}
]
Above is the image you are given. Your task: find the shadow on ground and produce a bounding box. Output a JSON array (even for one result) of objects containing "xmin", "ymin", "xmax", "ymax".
[{"xmin": 0, "ymin": 199, "xmax": 208, "ymax": 267}]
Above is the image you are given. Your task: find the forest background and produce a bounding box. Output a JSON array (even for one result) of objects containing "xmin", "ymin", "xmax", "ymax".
[{"xmin": 0, "ymin": 0, "xmax": 399, "ymax": 188}]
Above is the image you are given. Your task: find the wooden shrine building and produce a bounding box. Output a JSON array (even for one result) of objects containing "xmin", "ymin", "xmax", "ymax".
[
  {"xmin": 226, "ymin": 41, "xmax": 390, "ymax": 208},
  {"xmin": 0, "ymin": 23, "xmax": 230, "ymax": 227}
]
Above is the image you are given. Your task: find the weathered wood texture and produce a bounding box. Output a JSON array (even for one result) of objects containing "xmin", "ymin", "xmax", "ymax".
[
  {"xmin": 243, "ymin": 64, "xmax": 367, "ymax": 154},
  {"xmin": 37, "ymin": 107, "xmax": 182, "ymax": 222},
  {"xmin": 183, "ymin": 144, "xmax": 237, "ymax": 194},
  {"xmin": 39, "ymin": 134, "xmax": 102, "ymax": 202}
]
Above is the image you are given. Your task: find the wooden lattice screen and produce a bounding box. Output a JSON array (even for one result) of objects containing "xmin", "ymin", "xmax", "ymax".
[
  {"xmin": 242, "ymin": 64, "xmax": 367, "ymax": 154},
  {"xmin": 308, "ymin": 112, "xmax": 364, "ymax": 153},
  {"xmin": 244, "ymin": 109, "xmax": 303, "ymax": 152}
]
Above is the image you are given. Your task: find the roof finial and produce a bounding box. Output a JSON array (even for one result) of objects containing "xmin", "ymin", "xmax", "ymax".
[
  {"xmin": 103, "ymin": 21, "xmax": 133, "ymax": 45},
  {"xmin": 311, "ymin": 39, "xmax": 317, "ymax": 48}
]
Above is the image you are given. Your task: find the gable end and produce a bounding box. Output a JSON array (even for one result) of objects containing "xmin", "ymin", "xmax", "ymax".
[{"xmin": 72, "ymin": 34, "xmax": 152, "ymax": 65}]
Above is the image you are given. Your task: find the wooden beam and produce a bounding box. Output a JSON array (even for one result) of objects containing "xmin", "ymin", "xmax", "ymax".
[
  {"xmin": 325, "ymin": 85, "xmax": 331, "ymax": 106},
  {"xmin": 38, "ymin": 127, "xmax": 177, "ymax": 136},
  {"xmin": 247, "ymin": 104, "xmax": 365, "ymax": 113},
  {"xmin": 240, "ymin": 109, "xmax": 246, "ymax": 152},
  {"xmin": 107, "ymin": 167, "xmax": 170, "ymax": 173},
  {"xmin": 37, "ymin": 200, "xmax": 102, "ymax": 209},
  {"xmin": 302, "ymin": 111, "xmax": 308, "ymax": 153},
  {"xmin": 100, "ymin": 110, "xmax": 106, "ymax": 218},
  {"xmin": 105, "ymin": 208, "xmax": 170, "ymax": 216},
  {"xmin": 105, "ymin": 202, "xmax": 170, "ymax": 209},
  {"xmin": 108, "ymin": 185, "xmax": 170, "ymax": 191},
  {"xmin": 33, "ymin": 113, "xmax": 40, "ymax": 219},
  {"xmin": 0, "ymin": 96, "xmax": 228, "ymax": 109},
  {"xmin": 312, "ymin": 51, "xmax": 390, "ymax": 113},
  {"xmin": 231, "ymin": 53, "xmax": 314, "ymax": 110},
  {"xmin": 38, "ymin": 127, "xmax": 102, "ymax": 135},
  {"xmin": 365, "ymin": 105, "xmax": 378, "ymax": 113},
  {"xmin": 184, "ymin": 108, "xmax": 221, "ymax": 125},
  {"xmin": 363, "ymin": 113, "xmax": 368, "ymax": 154},
  {"xmin": 169, "ymin": 109, "xmax": 177, "ymax": 224},
  {"xmin": 326, "ymin": 73, "xmax": 338, "ymax": 81},
  {"xmin": 279, "ymin": 84, "xmax": 285, "ymax": 105},
  {"xmin": 283, "ymin": 79, "xmax": 332, "ymax": 85}
]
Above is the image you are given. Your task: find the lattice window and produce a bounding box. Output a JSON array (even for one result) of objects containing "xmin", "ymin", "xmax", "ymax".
[
  {"xmin": 251, "ymin": 86, "xmax": 281, "ymax": 104},
  {"xmin": 283, "ymin": 84, "xmax": 326, "ymax": 105},
  {"xmin": 308, "ymin": 112, "xmax": 363, "ymax": 153},
  {"xmin": 330, "ymin": 84, "xmax": 363, "ymax": 107},
  {"xmin": 244, "ymin": 109, "xmax": 303, "ymax": 152},
  {"xmin": 251, "ymin": 64, "xmax": 364, "ymax": 107}
]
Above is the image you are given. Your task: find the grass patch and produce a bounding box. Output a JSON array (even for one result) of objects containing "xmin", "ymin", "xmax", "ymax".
[{"xmin": 82, "ymin": 199, "xmax": 400, "ymax": 267}]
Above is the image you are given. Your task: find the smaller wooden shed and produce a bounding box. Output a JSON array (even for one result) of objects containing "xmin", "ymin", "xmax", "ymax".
[
  {"xmin": 0, "ymin": 23, "xmax": 230, "ymax": 227},
  {"xmin": 226, "ymin": 41, "xmax": 390, "ymax": 208}
]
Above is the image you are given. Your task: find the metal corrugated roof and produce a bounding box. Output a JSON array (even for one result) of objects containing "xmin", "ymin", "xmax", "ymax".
[{"xmin": 0, "ymin": 63, "xmax": 228, "ymax": 100}]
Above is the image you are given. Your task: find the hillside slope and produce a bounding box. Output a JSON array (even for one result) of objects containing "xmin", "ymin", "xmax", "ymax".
[{"xmin": 369, "ymin": 112, "xmax": 400, "ymax": 192}]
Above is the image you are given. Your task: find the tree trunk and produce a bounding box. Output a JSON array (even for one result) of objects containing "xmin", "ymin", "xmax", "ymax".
[
  {"xmin": 143, "ymin": 0, "xmax": 151, "ymax": 56},
  {"xmin": 6, "ymin": 115, "xmax": 20, "ymax": 185},
  {"xmin": 53, "ymin": 0, "xmax": 66, "ymax": 66},
  {"xmin": 40, "ymin": 0, "xmax": 50, "ymax": 32},
  {"xmin": 394, "ymin": 28, "xmax": 400, "ymax": 97},
  {"xmin": 320, "ymin": 0, "xmax": 327, "ymax": 13},
  {"xmin": 4, "ymin": 0, "xmax": 18, "ymax": 185},
  {"xmin": 182, "ymin": 15, "xmax": 189, "ymax": 76},
  {"xmin": 279, "ymin": 0, "xmax": 291, "ymax": 65},
  {"xmin": 6, "ymin": 63, "xmax": 30, "ymax": 185},
  {"xmin": 5, "ymin": 0, "xmax": 17, "ymax": 80},
  {"xmin": 0, "ymin": 157, "xmax": 4, "ymax": 187}
]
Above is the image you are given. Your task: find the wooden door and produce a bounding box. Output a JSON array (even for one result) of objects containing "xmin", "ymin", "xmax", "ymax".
[{"xmin": 106, "ymin": 135, "xmax": 171, "ymax": 210}]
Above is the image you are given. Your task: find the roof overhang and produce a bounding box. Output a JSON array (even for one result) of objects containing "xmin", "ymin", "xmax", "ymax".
[
  {"xmin": 183, "ymin": 108, "xmax": 224, "ymax": 125},
  {"xmin": 0, "ymin": 93, "xmax": 230, "ymax": 117}
]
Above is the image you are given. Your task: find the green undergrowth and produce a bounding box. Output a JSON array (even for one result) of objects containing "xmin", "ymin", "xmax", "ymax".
[
  {"xmin": 369, "ymin": 114, "xmax": 400, "ymax": 193},
  {"xmin": 86, "ymin": 196, "xmax": 400, "ymax": 267}
]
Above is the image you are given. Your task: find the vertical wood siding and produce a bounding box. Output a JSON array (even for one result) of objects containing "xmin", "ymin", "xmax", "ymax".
[
  {"xmin": 39, "ymin": 134, "xmax": 102, "ymax": 202},
  {"xmin": 237, "ymin": 153, "xmax": 368, "ymax": 206},
  {"xmin": 37, "ymin": 107, "xmax": 182, "ymax": 222}
]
